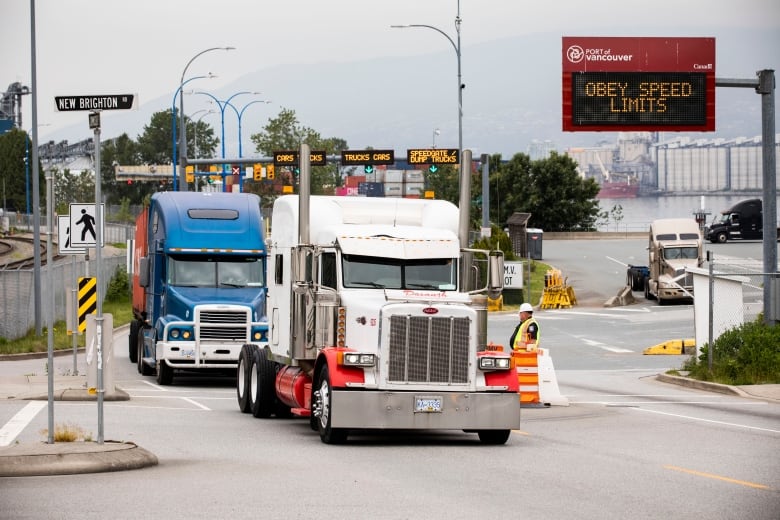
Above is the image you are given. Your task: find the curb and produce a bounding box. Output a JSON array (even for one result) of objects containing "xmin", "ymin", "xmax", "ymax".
[
  {"xmin": 0, "ymin": 441, "xmax": 158, "ymax": 477},
  {"xmin": 24, "ymin": 387, "xmax": 131, "ymax": 402},
  {"xmin": 655, "ymin": 373, "xmax": 780, "ymax": 402}
]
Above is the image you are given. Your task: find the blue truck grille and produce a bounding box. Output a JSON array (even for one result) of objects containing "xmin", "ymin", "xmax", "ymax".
[
  {"xmin": 197, "ymin": 309, "xmax": 249, "ymax": 341},
  {"xmin": 387, "ymin": 315, "xmax": 470, "ymax": 384}
]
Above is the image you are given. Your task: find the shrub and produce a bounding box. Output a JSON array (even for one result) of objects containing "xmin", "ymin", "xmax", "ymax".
[
  {"xmin": 105, "ymin": 266, "xmax": 130, "ymax": 303},
  {"xmin": 683, "ymin": 319, "xmax": 780, "ymax": 385}
]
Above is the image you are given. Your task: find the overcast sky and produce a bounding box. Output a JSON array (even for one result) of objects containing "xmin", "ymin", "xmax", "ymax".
[{"xmin": 2, "ymin": 0, "xmax": 779, "ymax": 144}]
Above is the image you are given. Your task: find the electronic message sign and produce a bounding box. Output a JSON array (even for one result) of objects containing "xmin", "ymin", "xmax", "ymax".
[
  {"xmin": 562, "ymin": 37, "xmax": 715, "ymax": 132},
  {"xmin": 406, "ymin": 148, "xmax": 459, "ymax": 165},
  {"xmin": 340, "ymin": 150, "xmax": 395, "ymax": 166},
  {"xmin": 273, "ymin": 150, "xmax": 327, "ymax": 166}
]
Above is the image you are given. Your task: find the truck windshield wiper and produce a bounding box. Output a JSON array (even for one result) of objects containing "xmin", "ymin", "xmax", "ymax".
[
  {"xmin": 406, "ymin": 283, "xmax": 440, "ymax": 290},
  {"xmin": 351, "ymin": 281, "xmax": 386, "ymax": 288},
  {"xmin": 219, "ymin": 282, "xmax": 245, "ymax": 288}
]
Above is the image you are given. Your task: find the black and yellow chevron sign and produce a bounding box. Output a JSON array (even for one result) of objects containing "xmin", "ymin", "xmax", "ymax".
[{"xmin": 78, "ymin": 277, "xmax": 97, "ymax": 332}]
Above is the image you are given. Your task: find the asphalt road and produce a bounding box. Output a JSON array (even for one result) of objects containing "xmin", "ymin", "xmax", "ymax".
[{"xmin": 0, "ymin": 237, "xmax": 778, "ymax": 519}]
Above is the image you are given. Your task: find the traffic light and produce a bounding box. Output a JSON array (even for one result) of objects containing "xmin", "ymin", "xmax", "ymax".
[
  {"xmin": 253, "ymin": 164, "xmax": 263, "ymax": 181},
  {"xmin": 364, "ymin": 165, "xmax": 374, "ymax": 174},
  {"xmin": 267, "ymin": 164, "xmax": 275, "ymax": 180},
  {"xmin": 185, "ymin": 165, "xmax": 195, "ymax": 184},
  {"xmin": 429, "ymin": 164, "xmax": 439, "ymax": 173}
]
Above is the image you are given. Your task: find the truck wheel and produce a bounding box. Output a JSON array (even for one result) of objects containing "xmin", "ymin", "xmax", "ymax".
[
  {"xmin": 632, "ymin": 272, "xmax": 643, "ymax": 291},
  {"xmin": 156, "ymin": 359, "xmax": 173, "ymax": 385},
  {"xmin": 314, "ymin": 365, "xmax": 348, "ymax": 444},
  {"xmin": 477, "ymin": 430, "xmax": 511, "ymax": 445},
  {"xmin": 644, "ymin": 277, "xmax": 656, "ymax": 301},
  {"xmin": 137, "ymin": 329, "xmax": 154, "ymax": 376},
  {"xmin": 236, "ymin": 345, "xmax": 253, "ymax": 413},
  {"xmin": 249, "ymin": 348, "xmax": 275, "ymax": 418},
  {"xmin": 716, "ymin": 232, "xmax": 728, "ymax": 243},
  {"xmin": 128, "ymin": 321, "xmax": 139, "ymax": 363}
]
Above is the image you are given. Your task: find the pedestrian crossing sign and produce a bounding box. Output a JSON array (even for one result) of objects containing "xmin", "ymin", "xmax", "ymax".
[{"xmin": 68, "ymin": 203, "xmax": 105, "ymax": 248}]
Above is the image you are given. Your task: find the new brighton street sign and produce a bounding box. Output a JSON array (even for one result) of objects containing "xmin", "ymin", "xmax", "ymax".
[{"xmin": 54, "ymin": 94, "xmax": 136, "ymax": 112}]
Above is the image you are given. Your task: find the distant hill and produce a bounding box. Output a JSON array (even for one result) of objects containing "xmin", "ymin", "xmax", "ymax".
[{"xmin": 41, "ymin": 27, "xmax": 780, "ymax": 158}]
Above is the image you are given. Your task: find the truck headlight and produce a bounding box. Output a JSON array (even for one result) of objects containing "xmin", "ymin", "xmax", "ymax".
[
  {"xmin": 478, "ymin": 356, "xmax": 511, "ymax": 371},
  {"xmin": 340, "ymin": 352, "xmax": 376, "ymax": 367},
  {"xmin": 169, "ymin": 328, "xmax": 192, "ymax": 341},
  {"xmin": 251, "ymin": 327, "xmax": 267, "ymax": 342}
]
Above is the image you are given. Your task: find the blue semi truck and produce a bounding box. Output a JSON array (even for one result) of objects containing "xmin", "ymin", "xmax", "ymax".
[{"xmin": 130, "ymin": 192, "xmax": 267, "ymax": 385}]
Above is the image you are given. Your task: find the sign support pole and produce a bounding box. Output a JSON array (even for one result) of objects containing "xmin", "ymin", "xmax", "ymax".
[{"xmin": 90, "ymin": 112, "xmax": 105, "ymax": 444}]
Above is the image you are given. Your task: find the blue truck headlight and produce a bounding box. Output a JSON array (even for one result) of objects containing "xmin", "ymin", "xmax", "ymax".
[
  {"xmin": 251, "ymin": 327, "xmax": 267, "ymax": 342},
  {"xmin": 479, "ymin": 356, "xmax": 511, "ymax": 370},
  {"xmin": 169, "ymin": 328, "xmax": 192, "ymax": 341}
]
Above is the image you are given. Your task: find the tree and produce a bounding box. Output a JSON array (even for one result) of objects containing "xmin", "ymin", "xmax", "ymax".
[
  {"xmin": 248, "ymin": 108, "xmax": 347, "ymax": 203},
  {"xmin": 489, "ymin": 152, "xmax": 600, "ymax": 232},
  {"xmin": 0, "ymin": 129, "xmax": 44, "ymax": 214},
  {"xmin": 136, "ymin": 110, "xmax": 176, "ymax": 165}
]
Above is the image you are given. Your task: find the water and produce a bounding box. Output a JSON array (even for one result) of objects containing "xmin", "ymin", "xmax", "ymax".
[{"xmin": 595, "ymin": 194, "xmax": 780, "ymax": 232}]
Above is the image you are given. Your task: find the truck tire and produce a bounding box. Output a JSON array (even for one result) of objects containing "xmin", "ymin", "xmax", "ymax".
[
  {"xmin": 715, "ymin": 231, "xmax": 728, "ymax": 243},
  {"xmin": 156, "ymin": 359, "xmax": 173, "ymax": 385},
  {"xmin": 249, "ymin": 348, "xmax": 275, "ymax": 418},
  {"xmin": 137, "ymin": 328, "xmax": 154, "ymax": 376},
  {"xmin": 236, "ymin": 344, "xmax": 254, "ymax": 413},
  {"xmin": 128, "ymin": 320, "xmax": 139, "ymax": 363},
  {"xmin": 314, "ymin": 365, "xmax": 348, "ymax": 444},
  {"xmin": 477, "ymin": 429, "xmax": 511, "ymax": 445},
  {"xmin": 644, "ymin": 277, "xmax": 656, "ymax": 301}
]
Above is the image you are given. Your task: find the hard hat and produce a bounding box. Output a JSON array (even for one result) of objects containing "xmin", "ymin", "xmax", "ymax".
[{"xmin": 519, "ymin": 303, "xmax": 534, "ymax": 313}]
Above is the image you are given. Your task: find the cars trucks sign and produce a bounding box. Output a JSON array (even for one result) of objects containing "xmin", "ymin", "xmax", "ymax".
[
  {"xmin": 340, "ymin": 150, "xmax": 395, "ymax": 166},
  {"xmin": 562, "ymin": 37, "xmax": 715, "ymax": 132},
  {"xmin": 273, "ymin": 150, "xmax": 327, "ymax": 166}
]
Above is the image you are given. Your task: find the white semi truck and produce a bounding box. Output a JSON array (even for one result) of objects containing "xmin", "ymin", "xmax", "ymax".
[
  {"xmin": 235, "ymin": 145, "xmax": 520, "ymax": 444},
  {"xmin": 642, "ymin": 218, "xmax": 703, "ymax": 303}
]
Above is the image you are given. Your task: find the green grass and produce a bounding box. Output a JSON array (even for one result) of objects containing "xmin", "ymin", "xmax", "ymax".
[{"xmin": 0, "ymin": 297, "xmax": 132, "ymax": 356}]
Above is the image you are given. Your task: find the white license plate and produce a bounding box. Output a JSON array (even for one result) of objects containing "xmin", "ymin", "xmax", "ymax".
[
  {"xmin": 415, "ymin": 396, "xmax": 443, "ymax": 413},
  {"xmin": 181, "ymin": 349, "xmax": 195, "ymax": 358}
]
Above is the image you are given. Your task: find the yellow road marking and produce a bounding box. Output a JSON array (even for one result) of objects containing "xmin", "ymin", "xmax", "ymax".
[{"xmin": 664, "ymin": 465, "xmax": 770, "ymax": 490}]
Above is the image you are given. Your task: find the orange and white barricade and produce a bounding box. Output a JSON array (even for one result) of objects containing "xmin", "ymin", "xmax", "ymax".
[{"xmin": 512, "ymin": 348, "xmax": 569, "ymax": 407}]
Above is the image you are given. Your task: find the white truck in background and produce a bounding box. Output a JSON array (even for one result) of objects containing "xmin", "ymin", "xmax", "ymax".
[
  {"xmin": 642, "ymin": 218, "xmax": 704, "ymax": 303},
  {"xmin": 235, "ymin": 145, "xmax": 520, "ymax": 444}
]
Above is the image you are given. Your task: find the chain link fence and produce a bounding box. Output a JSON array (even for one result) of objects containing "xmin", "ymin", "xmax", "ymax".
[
  {"xmin": 0, "ymin": 251, "xmax": 126, "ymax": 341},
  {"xmin": 696, "ymin": 254, "xmax": 778, "ymax": 352}
]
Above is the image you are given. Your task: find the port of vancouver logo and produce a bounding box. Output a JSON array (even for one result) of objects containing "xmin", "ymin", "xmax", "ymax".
[{"xmin": 566, "ymin": 45, "xmax": 584, "ymax": 63}]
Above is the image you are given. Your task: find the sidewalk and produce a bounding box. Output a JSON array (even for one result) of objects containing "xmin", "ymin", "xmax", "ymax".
[{"xmin": 0, "ymin": 357, "xmax": 157, "ymax": 478}]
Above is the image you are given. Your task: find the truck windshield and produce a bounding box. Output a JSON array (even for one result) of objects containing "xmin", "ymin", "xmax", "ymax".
[
  {"xmin": 342, "ymin": 254, "xmax": 456, "ymax": 290},
  {"xmin": 662, "ymin": 247, "xmax": 699, "ymax": 260},
  {"xmin": 168, "ymin": 255, "xmax": 265, "ymax": 288}
]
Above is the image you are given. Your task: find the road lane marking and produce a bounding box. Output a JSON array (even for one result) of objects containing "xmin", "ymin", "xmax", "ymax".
[
  {"xmin": 630, "ymin": 407, "xmax": 780, "ymax": 433},
  {"xmin": 0, "ymin": 401, "xmax": 47, "ymax": 446},
  {"xmin": 664, "ymin": 465, "xmax": 770, "ymax": 490},
  {"xmin": 180, "ymin": 397, "xmax": 211, "ymax": 410},
  {"xmin": 581, "ymin": 338, "xmax": 634, "ymax": 353}
]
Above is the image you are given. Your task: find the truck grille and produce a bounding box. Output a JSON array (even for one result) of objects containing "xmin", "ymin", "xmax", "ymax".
[
  {"xmin": 197, "ymin": 309, "xmax": 249, "ymax": 341},
  {"xmin": 388, "ymin": 315, "xmax": 470, "ymax": 384}
]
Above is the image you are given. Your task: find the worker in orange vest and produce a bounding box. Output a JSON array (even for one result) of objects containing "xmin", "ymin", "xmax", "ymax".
[{"xmin": 510, "ymin": 303, "xmax": 540, "ymax": 351}]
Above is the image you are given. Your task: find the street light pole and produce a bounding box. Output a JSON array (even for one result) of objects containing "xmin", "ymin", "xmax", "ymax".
[
  {"xmin": 191, "ymin": 91, "xmax": 258, "ymax": 191},
  {"xmin": 391, "ymin": 0, "xmax": 463, "ymax": 165},
  {"xmin": 178, "ymin": 47, "xmax": 234, "ymax": 192},
  {"xmin": 228, "ymin": 99, "xmax": 271, "ymax": 158},
  {"xmin": 172, "ymin": 75, "xmax": 213, "ymax": 191}
]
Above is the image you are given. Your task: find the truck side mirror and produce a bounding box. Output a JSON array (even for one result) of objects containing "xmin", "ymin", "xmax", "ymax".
[
  {"xmin": 487, "ymin": 250, "xmax": 504, "ymax": 300},
  {"xmin": 138, "ymin": 256, "xmax": 150, "ymax": 288},
  {"xmin": 649, "ymin": 251, "xmax": 655, "ymax": 263}
]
